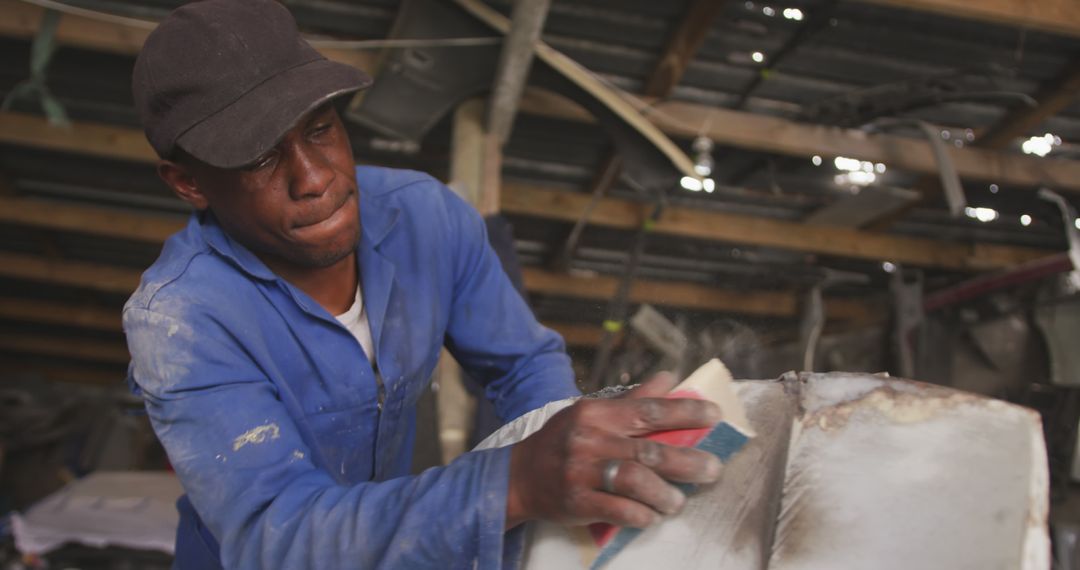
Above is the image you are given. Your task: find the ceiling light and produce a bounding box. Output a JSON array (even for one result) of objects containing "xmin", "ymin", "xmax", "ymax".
[
  {"xmin": 751, "ymin": 51, "xmax": 765, "ymax": 63},
  {"xmin": 811, "ymin": 155, "xmax": 822, "ymax": 166},
  {"xmin": 1022, "ymin": 133, "xmax": 1061, "ymax": 157},
  {"xmin": 762, "ymin": 6, "xmax": 776, "ymax": 16},
  {"xmin": 703, "ymin": 178, "xmax": 716, "ymax": 193},
  {"xmin": 833, "ymin": 156, "xmax": 862, "ymax": 171},
  {"xmin": 875, "ymin": 163, "xmax": 887, "ymax": 174},
  {"xmin": 882, "ymin": 261, "xmax": 897, "ymax": 273},
  {"xmin": 692, "ymin": 136, "xmax": 714, "ymax": 177},
  {"xmin": 783, "ymin": 8, "xmax": 804, "ymax": 20},
  {"xmin": 1020, "ymin": 214, "xmax": 1032, "ymax": 227},
  {"xmin": 680, "ymin": 176, "xmax": 703, "ymax": 192},
  {"xmin": 989, "ymin": 184, "xmax": 999, "ymax": 194},
  {"xmin": 1075, "ymin": 218, "xmax": 1080, "ymax": 230},
  {"xmin": 834, "ymin": 171, "xmax": 876, "ymax": 187},
  {"xmin": 964, "ymin": 206, "xmax": 999, "ymax": 223}
]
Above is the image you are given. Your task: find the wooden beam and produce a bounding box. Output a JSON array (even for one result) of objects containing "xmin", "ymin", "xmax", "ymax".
[
  {"xmin": 0, "ymin": 297, "xmax": 121, "ymax": 331},
  {"xmin": 0, "ymin": 358, "xmax": 125, "ymax": 386},
  {"xmin": 555, "ymin": 0, "xmax": 723, "ymax": 269},
  {"xmin": 523, "ymin": 267, "xmax": 875, "ymax": 322},
  {"xmin": 0, "ymin": 294, "xmax": 596, "ymax": 353},
  {"xmin": 0, "ymin": 251, "xmax": 141, "ymax": 294},
  {"xmin": 0, "ymin": 197, "xmax": 882, "ymax": 321},
  {"xmin": 0, "ymin": 195, "xmax": 184, "ymax": 241},
  {"xmin": 453, "ymin": 0, "xmax": 697, "ymax": 179},
  {"xmin": 515, "ymin": 92, "xmax": 1080, "ymax": 193},
  {"xmin": 0, "ymin": 150, "xmax": 1056, "ymax": 273},
  {"xmin": 0, "ymin": 111, "xmax": 157, "ymax": 163},
  {"xmin": 0, "ymin": 0, "xmax": 375, "ymax": 70},
  {"xmin": 546, "ymin": 321, "xmax": 605, "ymax": 347},
  {"xmin": 503, "ymin": 183, "xmax": 1055, "ymax": 271},
  {"xmin": 0, "ymin": 332, "xmax": 129, "ymax": 364},
  {"xmin": 3, "ymin": 7, "xmax": 1077, "ymax": 195},
  {"xmin": 449, "ymin": 99, "xmax": 500, "ymax": 216},
  {"xmin": 652, "ymin": 101, "xmax": 1080, "ymax": 192},
  {"xmin": 4, "ymin": 1, "xmax": 1079, "ymax": 192},
  {"xmin": 860, "ymin": 56, "xmax": 1080, "ymax": 229},
  {"xmin": 978, "ymin": 58, "xmax": 1080, "ymax": 151},
  {"xmin": 486, "ymin": 0, "xmax": 551, "ymax": 144},
  {"xmin": 851, "ymin": 0, "xmax": 1080, "ymax": 39},
  {"xmin": 643, "ymin": 0, "xmax": 727, "ymax": 98}
]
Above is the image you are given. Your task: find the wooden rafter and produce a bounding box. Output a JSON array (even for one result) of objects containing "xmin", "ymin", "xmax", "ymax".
[
  {"xmin": 642, "ymin": 0, "xmax": 727, "ymax": 99},
  {"xmin": 514, "ymin": 94, "xmax": 1080, "ymax": 193},
  {"xmin": 545, "ymin": 322, "xmax": 605, "ymax": 348},
  {"xmin": 0, "ymin": 297, "xmax": 122, "ymax": 331},
  {"xmin": 0, "ymin": 251, "xmax": 141, "ymax": 294},
  {"xmin": 0, "ymin": 0, "xmax": 375, "ymax": 70},
  {"xmin": 551, "ymin": 0, "xmax": 726, "ymax": 270},
  {"xmin": 0, "ymin": 359, "xmax": 125, "ymax": 386},
  {"xmin": 0, "ymin": 293, "xmax": 602, "ymax": 348},
  {"xmin": 0, "ymin": 332, "xmax": 129, "ymax": 364},
  {"xmin": 0, "ymin": 112, "xmax": 1059, "ymax": 271},
  {"xmin": 978, "ymin": 58, "xmax": 1080, "ymax": 151},
  {"xmin": 850, "ymin": 0, "xmax": 1080, "ymax": 39},
  {"xmin": 0, "ymin": 197, "xmax": 881, "ymax": 320},
  {"xmin": 860, "ymin": 56, "xmax": 1080, "ymax": 229},
  {"xmin": 0, "ymin": 194, "xmax": 183, "ymax": 241},
  {"xmin": 485, "ymin": 0, "xmax": 551, "ymax": 144},
  {"xmin": 502, "ymin": 184, "xmax": 1054, "ymax": 271},
  {"xmin": 3, "ymin": 0, "xmax": 1079, "ymax": 191},
  {"xmin": 523, "ymin": 268, "xmax": 875, "ymax": 322}
]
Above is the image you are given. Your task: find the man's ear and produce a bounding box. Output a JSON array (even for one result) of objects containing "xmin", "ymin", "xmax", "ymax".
[{"xmin": 157, "ymin": 160, "xmax": 209, "ymax": 210}]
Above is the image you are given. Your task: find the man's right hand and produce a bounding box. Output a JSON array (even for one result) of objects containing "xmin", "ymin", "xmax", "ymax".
[{"xmin": 505, "ymin": 372, "xmax": 724, "ymax": 530}]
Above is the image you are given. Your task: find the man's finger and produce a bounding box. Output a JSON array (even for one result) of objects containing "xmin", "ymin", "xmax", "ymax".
[
  {"xmin": 625, "ymin": 371, "xmax": 678, "ymax": 399},
  {"xmin": 578, "ymin": 490, "xmax": 660, "ymax": 528},
  {"xmin": 604, "ymin": 435, "xmax": 723, "ymax": 485},
  {"xmin": 599, "ymin": 459, "xmax": 686, "ymax": 515},
  {"xmin": 614, "ymin": 397, "xmax": 722, "ymax": 436}
]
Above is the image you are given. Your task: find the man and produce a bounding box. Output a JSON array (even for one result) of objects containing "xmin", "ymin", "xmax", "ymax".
[{"xmin": 123, "ymin": 1, "xmax": 723, "ymax": 568}]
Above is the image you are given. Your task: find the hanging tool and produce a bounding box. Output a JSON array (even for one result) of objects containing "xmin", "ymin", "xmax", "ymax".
[
  {"xmin": 587, "ymin": 201, "xmax": 664, "ymax": 391},
  {"xmin": 1038, "ymin": 187, "xmax": 1080, "ymax": 291},
  {"xmin": 2, "ymin": 8, "xmax": 70, "ymax": 126}
]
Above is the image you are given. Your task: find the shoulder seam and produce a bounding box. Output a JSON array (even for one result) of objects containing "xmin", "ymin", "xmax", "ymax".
[{"xmin": 133, "ymin": 249, "xmax": 213, "ymax": 311}]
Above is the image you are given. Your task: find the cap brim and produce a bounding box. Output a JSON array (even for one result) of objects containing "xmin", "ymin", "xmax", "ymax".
[{"xmin": 175, "ymin": 59, "xmax": 372, "ymax": 169}]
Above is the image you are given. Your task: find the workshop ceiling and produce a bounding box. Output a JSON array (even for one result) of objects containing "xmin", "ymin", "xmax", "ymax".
[{"xmin": 0, "ymin": 0, "xmax": 1078, "ymax": 383}]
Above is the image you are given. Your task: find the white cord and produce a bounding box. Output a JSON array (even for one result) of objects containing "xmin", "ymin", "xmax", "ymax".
[{"xmin": 19, "ymin": 0, "xmax": 156, "ymax": 30}]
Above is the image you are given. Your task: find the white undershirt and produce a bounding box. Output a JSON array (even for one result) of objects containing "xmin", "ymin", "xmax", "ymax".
[{"xmin": 334, "ymin": 286, "xmax": 375, "ymax": 365}]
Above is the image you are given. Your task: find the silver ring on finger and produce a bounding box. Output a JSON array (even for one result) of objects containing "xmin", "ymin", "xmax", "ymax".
[{"xmin": 601, "ymin": 459, "xmax": 621, "ymax": 494}]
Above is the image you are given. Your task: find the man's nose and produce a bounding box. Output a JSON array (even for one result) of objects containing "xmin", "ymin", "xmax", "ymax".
[{"xmin": 288, "ymin": 143, "xmax": 335, "ymax": 200}]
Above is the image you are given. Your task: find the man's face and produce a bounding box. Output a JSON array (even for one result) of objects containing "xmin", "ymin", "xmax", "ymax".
[{"xmin": 180, "ymin": 104, "xmax": 360, "ymax": 269}]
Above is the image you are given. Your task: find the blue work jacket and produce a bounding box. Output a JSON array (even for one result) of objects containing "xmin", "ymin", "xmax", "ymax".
[{"xmin": 123, "ymin": 166, "xmax": 579, "ymax": 569}]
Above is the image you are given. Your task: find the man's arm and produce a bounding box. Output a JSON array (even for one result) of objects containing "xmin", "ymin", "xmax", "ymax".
[
  {"xmin": 439, "ymin": 186, "xmax": 579, "ymax": 421},
  {"xmin": 436, "ymin": 187, "xmax": 725, "ymax": 531},
  {"xmin": 126, "ymin": 305, "xmax": 514, "ymax": 570}
]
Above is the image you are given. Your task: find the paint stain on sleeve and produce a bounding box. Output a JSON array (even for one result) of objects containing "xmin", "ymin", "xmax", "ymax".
[{"xmin": 233, "ymin": 423, "xmax": 281, "ymax": 451}]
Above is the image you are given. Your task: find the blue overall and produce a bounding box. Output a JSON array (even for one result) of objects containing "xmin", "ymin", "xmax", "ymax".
[{"xmin": 124, "ymin": 166, "xmax": 579, "ymax": 569}]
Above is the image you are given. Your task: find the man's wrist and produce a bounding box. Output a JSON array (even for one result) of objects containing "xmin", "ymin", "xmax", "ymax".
[{"xmin": 505, "ymin": 444, "xmax": 529, "ymax": 530}]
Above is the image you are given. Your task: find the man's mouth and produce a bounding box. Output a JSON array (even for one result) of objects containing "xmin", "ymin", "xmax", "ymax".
[{"xmin": 294, "ymin": 190, "xmax": 352, "ymax": 229}]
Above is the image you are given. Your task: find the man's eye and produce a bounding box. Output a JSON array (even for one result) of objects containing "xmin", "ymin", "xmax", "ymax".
[
  {"xmin": 247, "ymin": 153, "xmax": 276, "ymax": 171},
  {"xmin": 311, "ymin": 124, "xmax": 332, "ymax": 137}
]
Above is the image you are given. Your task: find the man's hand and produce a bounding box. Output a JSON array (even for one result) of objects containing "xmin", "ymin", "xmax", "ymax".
[{"xmin": 505, "ymin": 372, "xmax": 724, "ymax": 530}]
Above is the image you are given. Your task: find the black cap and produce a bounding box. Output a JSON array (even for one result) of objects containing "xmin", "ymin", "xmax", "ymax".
[{"xmin": 132, "ymin": 0, "xmax": 372, "ymax": 168}]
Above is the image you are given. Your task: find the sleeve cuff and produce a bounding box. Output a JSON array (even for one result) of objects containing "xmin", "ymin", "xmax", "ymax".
[{"xmin": 473, "ymin": 445, "xmax": 524, "ymax": 570}]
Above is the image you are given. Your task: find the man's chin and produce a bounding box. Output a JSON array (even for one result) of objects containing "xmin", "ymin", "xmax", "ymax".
[{"xmin": 295, "ymin": 239, "xmax": 359, "ymax": 268}]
